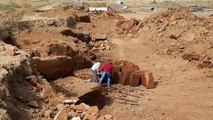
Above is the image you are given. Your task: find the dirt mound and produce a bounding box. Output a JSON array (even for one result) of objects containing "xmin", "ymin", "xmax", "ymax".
[
  {"xmin": 118, "ymin": 7, "xmax": 213, "ymax": 68},
  {"xmin": 116, "ymin": 18, "xmax": 140, "ymax": 36}
]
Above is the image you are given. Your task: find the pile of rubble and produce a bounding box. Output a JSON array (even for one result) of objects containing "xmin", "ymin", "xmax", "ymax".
[
  {"xmin": 116, "ymin": 18, "xmax": 140, "ymax": 36},
  {"xmin": 0, "ymin": 42, "xmax": 46, "ymax": 119},
  {"xmin": 182, "ymin": 53, "xmax": 213, "ymax": 69},
  {"xmin": 53, "ymin": 99, "xmax": 115, "ymax": 120},
  {"xmin": 116, "ymin": 7, "xmax": 213, "ymax": 69},
  {"xmin": 91, "ymin": 41, "xmax": 112, "ymax": 52}
]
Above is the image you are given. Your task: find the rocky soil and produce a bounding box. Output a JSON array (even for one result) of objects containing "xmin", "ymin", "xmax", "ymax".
[{"xmin": 0, "ymin": 2, "xmax": 213, "ymax": 120}]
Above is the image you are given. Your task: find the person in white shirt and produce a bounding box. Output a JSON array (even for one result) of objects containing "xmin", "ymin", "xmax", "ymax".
[{"xmin": 91, "ymin": 60, "xmax": 101, "ymax": 82}]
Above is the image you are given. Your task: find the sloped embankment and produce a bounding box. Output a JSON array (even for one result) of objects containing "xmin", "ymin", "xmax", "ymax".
[{"xmin": 117, "ymin": 7, "xmax": 213, "ymax": 68}]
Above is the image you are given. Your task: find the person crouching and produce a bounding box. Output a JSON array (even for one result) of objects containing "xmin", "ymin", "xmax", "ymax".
[
  {"xmin": 91, "ymin": 60, "xmax": 101, "ymax": 82},
  {"xmin": 99, "ymin": 60, "xmax": 113, "ymax": 87}
]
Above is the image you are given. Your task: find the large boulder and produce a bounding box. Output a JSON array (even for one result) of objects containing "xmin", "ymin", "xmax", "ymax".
[
  {"xmin": 33, "ymin": 55, "xmax": 92, "ymax": 80},
  {"xmin": 75, "ymin": 13, "xmax": 91, "ymax": 23}
]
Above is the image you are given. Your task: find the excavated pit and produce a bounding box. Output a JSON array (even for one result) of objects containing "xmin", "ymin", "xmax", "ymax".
[
  {"xmin": 0, "ymin": 26, "xmax": 105, "ymax": 120},
  {"xmin": 0, "ymin": 40, "xmax": 107, "ymax": 120}
]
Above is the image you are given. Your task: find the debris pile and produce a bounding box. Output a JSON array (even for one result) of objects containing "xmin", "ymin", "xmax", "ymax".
[
  {"xmin": 116, "ymin": 18, "xmax": 140, "ymax": 36},
  {"xmin": 53, "ymin": 102, "xmax": 115, "ymax": 120},
  {"xmin": 116, "ymin": 7, "xmax": 213, "ymax": 69},
  {"xmin": 47, "ymin": 77, "xmax": 111, "ymax": 120},
  {"xmin": 0, "ymin": 42, "xmax": 46, "ymax": 119},
  {"xmin": 91, "ymin": 41, "xmax": 113, "ymax": 52},
  {"xmin": 91, "ymin": 11, "xmax": 124, "ymax": 21},
  {"xmin": 182, "ymin": 53, "xmax": 213, "ymax": 69}
]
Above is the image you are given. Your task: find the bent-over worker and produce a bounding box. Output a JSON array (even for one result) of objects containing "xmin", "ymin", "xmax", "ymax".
[
  {"xmin": 99, "ymin": 60, "xmax": 113, "ymax": 87},
  {"xmin": 91, "ymin": 60, "xmax": 101, "ymax": 82}
]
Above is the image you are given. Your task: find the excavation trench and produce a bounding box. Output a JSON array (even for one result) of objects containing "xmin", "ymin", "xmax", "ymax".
[
  {"xmin": 31, "ymin": 43, "xmax": 107, "ymax": 109},
  {"xmin": 0, "ymin": 34, "xmax": 106, "ymax": 120}
]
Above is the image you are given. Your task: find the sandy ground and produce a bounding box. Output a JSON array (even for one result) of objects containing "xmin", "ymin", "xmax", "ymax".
[
  {"xmin": 105, "ymin": 37, "xmax": 213, "ymax": 120},
  {"xmin": 98, "ymin": 10, "xmax": 213, "ymax": 120}
]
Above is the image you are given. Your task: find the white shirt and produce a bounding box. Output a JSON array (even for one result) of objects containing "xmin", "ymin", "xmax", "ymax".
[{"xmin": 91, "ymin": 62, "xmax": 101, "ymax": 71}]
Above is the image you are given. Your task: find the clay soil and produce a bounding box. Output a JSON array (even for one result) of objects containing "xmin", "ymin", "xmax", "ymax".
[{"xmin": 1, "ymin": 0, "xmax": 213, "ymax": 120}]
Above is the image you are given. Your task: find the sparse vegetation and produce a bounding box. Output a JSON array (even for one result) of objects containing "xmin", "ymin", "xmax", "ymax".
[
  {"xmin": 151, "ymin": 0, "xmax": 157, "ymax": 4},
  {"xmin": 0, "ymin": 0, "xmax": 32, "ymax": 10}
]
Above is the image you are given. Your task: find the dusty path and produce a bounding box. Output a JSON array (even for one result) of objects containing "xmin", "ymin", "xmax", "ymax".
[{"xmin": 101, "ymin": 15, "xmax": 213, "ymax": 119}]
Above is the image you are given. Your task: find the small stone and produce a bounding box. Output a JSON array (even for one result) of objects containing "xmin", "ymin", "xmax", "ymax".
[
  {"xmin": 97, "ymin": 116, "xmax": 105, "ymax": 120},
  {"xmin": 56, "ymin": 104, "xmax": 64, "ymax": 110},
  {"xmin": 71, "ymin": 103, "xmax": 87, "ymax": 111},
  {"xmin": 0, "ymin": 108, "xmax": 11, "ymax": 120},
  {"xmin": 85, "ymin": 106, "xmax": 98, "ymax": 115},
  {"xmin": 93, "ymin": 34, "xmax": 107, "ymax": 41},
  {"xmin": 44, "ymin": 110, "xmax": 52, "ymax": 117},
  {"xmin": 0, "ymin": 46, "xmax": 5, "ymax": 52},
  {"xmin": 104, "ymin": 114, "xmax": 113, "ymax": 120},
  {"xmin": 71, "ymin": 116, "xmax": 81, "ymax": 120},
  {"xmin": 106, "ymin": 46, "xmax": 112, "ymax": 50},
  {"xmin": 16, "ymin": 96, "xmax": 28, "ymax": 103},
  {"xmin": 68, "ymin": 110, "xmax": 79, "ymax": 118},
  {"xmin": 54, "ymin": 108, "xmax": 68, "ymax": 120},
  {"xmin": 85, "ymin": 115, "xmax": 97, "ymax": 120},
  {"xmin": 28, "ymin": 100, "xmax": 39, "ymax": 108},
  {"xmin": 3, "ymin": 49, "xmax": 15, "ymax": 56},
  {"xmin": 25, "ymin": 75, "xmax": 36, "ymax": 81},
  {"xmin": 63, "ymin": 97, "xmax": 79, "ymax": 104},
  {"xmin": 30, "ymin": 79, "xmax": 38, "ymax": 87}
]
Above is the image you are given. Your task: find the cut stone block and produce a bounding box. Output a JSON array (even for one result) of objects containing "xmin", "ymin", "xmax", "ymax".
[
  {"xmin": 141, "ymin": 71, "xmax": 155, "ymax": 89},
  {"xmin": 120, "ymin": 70, "xmax": 132, "ymax": 85},
  {"xmin": 112, "ymin": 72, "xmax": 122, "ymax": 83},
  {"xmin": 130, "ymin": 72, "xmax": 141, "ymax": 87},
  {"xmin": 112, "ymin": 65, "xmax": 121, "ymax": 73}
]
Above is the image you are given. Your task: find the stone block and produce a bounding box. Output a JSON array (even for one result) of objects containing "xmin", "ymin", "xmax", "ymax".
[
  {"xmin": 130, "ymin": 72, "xmax": 141, "ymax": 87},
  {"xmin": 76, "ymin": 14, "xmax": 91, "ymax": 23},
  {"xmin": 112, "ymin": 72, "xmax": 122, "ymax": 83},
  {"xmin": 141, "ymin": 71, "xmax": 155, "ymax": 89},
  {"xmin": 120, "ymin": 70, "xmax": 132, "ymax": 85},
  {"xmin": 112, "ymin": 65, "xmax": 121, "ymax": 73}
]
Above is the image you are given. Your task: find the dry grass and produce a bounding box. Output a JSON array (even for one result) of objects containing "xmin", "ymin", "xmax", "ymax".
[{"xmin": 0, "ymin": 0, "xmax": 32, "ymax": 9}]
